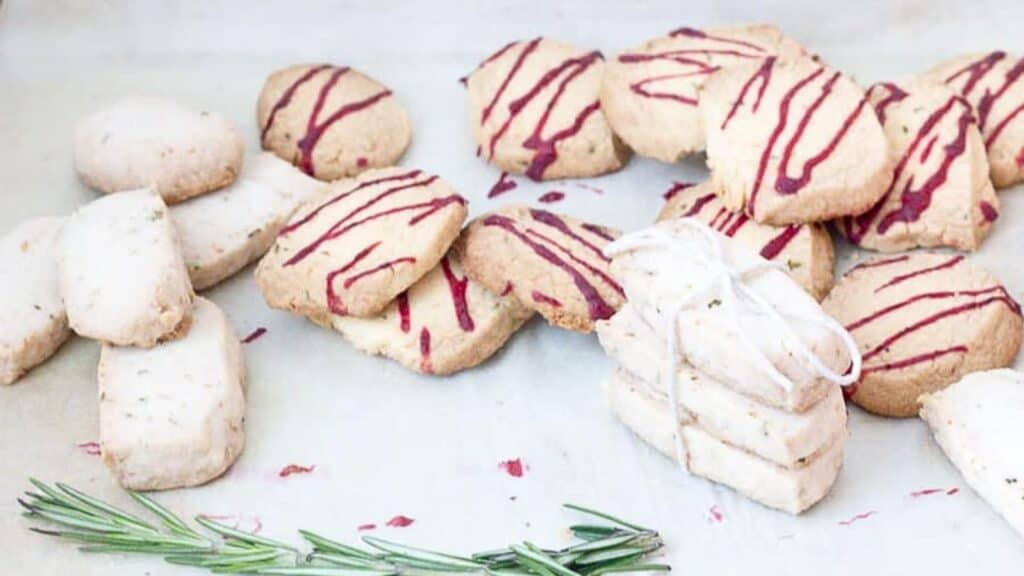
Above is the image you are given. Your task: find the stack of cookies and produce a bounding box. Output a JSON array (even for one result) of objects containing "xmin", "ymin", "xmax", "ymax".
[{"xmin": 596, "ymin": 219, "xmax": 858, "ymax": 514}]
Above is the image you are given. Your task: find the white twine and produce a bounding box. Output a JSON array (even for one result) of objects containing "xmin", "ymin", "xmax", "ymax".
[{"xmin": 604, "ymin": 219, "xmax": 862, "ymax": 472}]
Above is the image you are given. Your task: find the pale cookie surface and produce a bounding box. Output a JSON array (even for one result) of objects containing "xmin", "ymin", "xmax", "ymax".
[
  {"xmin": 172, "ymin": 152, "xmax": 327, "ymax": 290},
  {"xmin": 701, "ymin": 57, "xmax": 892, "ymax": 225},
  {"xmin": 839, "ymin": 81, "xmax": 998, "ymax": 252},
  {"xmin": 458, "ymin": 205, "xmax": 624, "ymax": 333},
  {"xmin": 316, "ymin": 252, "xmax": 533, "ymax": 375},
  {"xmin": 919, "ymin": 369, "xmax": 1024, "ymax": 539},
  {"xmin": 601, "ymin": 25, "xmax": 805, "ymax": 163},
  {"xmin": 0, "ymin": 217, "xmax": 70, "ymax": 385},
  {"xmin": 255, "ymin": 168, "xmax": 467, "ymax": 319},
  {"xmin": 824, "ymin": 253, "xmax": 1023, "ymax": 417},
  {"xmin": 257, "ymin": 64, "xmax": 411, "ymax": 181},
  {"xmin": 606, "ymin": 369, "xmax": 845, "ymax": 515},
  {"xmin": 59, "ymin": 188, "xmax": 194, "ymax": 348},
  {"xmin": 464, "ymin": 38, "xmax": 629, "ymax": 180},
  {"xmin": 927, "ymin": 52, "xmax": 1024, "ymax": 188},
  {"xmin": 74, "ymin": 97, "xmax": 244, "ymax": 203},
  {"xmin": 657, "ymin": 181, "xmax": 833, "ymax": 299},
  {"xmin": 98, "ymin": 297, "xmax": 245, "ymax": 491}
]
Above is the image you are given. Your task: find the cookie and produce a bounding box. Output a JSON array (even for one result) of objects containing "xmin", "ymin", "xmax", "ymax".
[
  {"xmin": 657, "ymin": 181, "xmax": 834, "ymax": 299},
  {"xmin": 257, "ymin": 64, "xmax": 411, "ymax": 181},
  {"xmin": 606, "ymin": 369, "xmax": 845, "ymax": 515},
  {"xmin": 0, "ymin": 217, "xmax": 71, "ymax": 385},
  {"xmin": 98, "ymin": 297, "xmax": 245, "ymax": 491},
  {"xmin": 255, "ymin": 168, "xmax": 467, "ymax": 319},
  {"xmin": 74, "ymin": 97, "xmax": 244, "ymax": 204},
  {"xmin": 315, "ymin": 251, "xmax": 533, "ymax": 375},
  {"xmin": 839, "ymin": 81, "xmax": 998, "ymax": 252},
  {"xmin": 464, "ymin": 38, "xmax": 630, "ymax": 180},
  {"xmin": 823, "ymin": 253, "xmax": 1023, "ymax": 417},
  {"xmin": 919, "ymin": 369, "xmax": 1024, "ymax": 539},
  {"xmin": 172, "ymin": 152, "xmax": 327, "ymax": 290},
  {"xmin": 700, "ymin": 57, "xmax": 892, "ymax": 225},
  {"xmin": 601, "ymin": 25, "xmax": 805, "ymax": 162},
  {"xmin": 59, "ymin": 188, "xmax": 194, "ymax": 348},
  {"xmin": 457, "ymin": 205, "xmax": 624, "ymax": 332},
  {"xmin": 927, "ymin": 52, "xmax": 1024, "ymax": 188}
]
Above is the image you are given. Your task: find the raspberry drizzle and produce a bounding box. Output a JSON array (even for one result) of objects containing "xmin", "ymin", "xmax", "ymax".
[{"xmin": 944, "ymin": 52, "xmax": 1024, "ymax": 148}]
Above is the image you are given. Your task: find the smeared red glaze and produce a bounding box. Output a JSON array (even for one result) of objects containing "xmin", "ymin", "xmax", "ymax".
[
  {"xmin": 1016, "ymin": 147, "xmax": 1024, "ymax": 167},
  {"xmin": 418, "ymin": 328, "xmax": 432, "ymax": 373},
  {"xmin": 386, "ymin": 515, "xmax": 415, "ymax": 528},
  {"xmin": 980, "ymin": 201, "xmax": 999, "ymax": 222},
  {"xmin": 722, "ymin": 56, "xmax": 774, "ymax": 129},
  {"xmin": 531, "ymin": 290, "xmax": 562, "ymax": 307},
  {"xmin": 357, "ymin": 157, "xmax": 369, "ymax": 168},
  {"xmin": 574, "ymin": 183, "xmax": 605, "ymax": 194},
  {"xmin": 662, "ymin": 181, "xmax": 697, "ymax": 201},
  {"xmin": 838, "ymin": 511, "xmax": 877, "ymax": 526},
  {"xmin": 396, "ymin": 292, "xmax": 411, "ymax": 333},
  {"xmin": 278, "ymin": 464, "xmax": 316, "ymax": 478},
  {"xmin": 440, "ymin": 258, "xmax": 474, "ymax": 331},
  {"xmin": 500, "ymin": 281, "xmax": 515, "ymax": 296},
  {"xmin": 538, "ymin": 191, "xmax": 565, "ymax": 204},
  {"xmin": 707, "ymin": 505, "xmax": 724, "ymax": 523},
  {"xmin": 870, "ymin": 82, "xmax": 909, "ymax": 124},
  {"xmin": 499, "ymin": 458, "xmax": 526, "ymax": 477},
  {"xmin": 241, "ymin": 327, "xmax": 267, "ymax": 344},
  {"xmin": 910, "ymin": 487, "xmax": 959, "ymax": 498},
  {"xmin": 76, "ymin": 441, "xmax": 101, "ymax": 456},
  {"xmin": 488, "ymin": 172, "xmax": 518, "ymax": 198},
  {"xmin": 357, "ymin": 523, "xmax": 377, "ymax": 531},
  {"xmin": 874, "ymin": 255, "xmax": 963, "ymax": 292}
]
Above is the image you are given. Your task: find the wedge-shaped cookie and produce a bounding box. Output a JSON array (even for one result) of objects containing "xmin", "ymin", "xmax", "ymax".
[
  {"xmin": 701, "ymin": 57, "xmax": 892, "ymax": 225},
  {"xmin": 315, "ymin": 252, "xmax": 533, "ymax": 375},
  {"xmin": 60, "ymin": 188, "xmax": 194, "ymax": 347},
  {"xmin": 607, "ymin": 370, "xmax": 845, "ymax": 515},
  {"xmin": 172, "ymin": 152, "xmax": 327, "ymax": 290},
  {"xmin": 597, "ymin": 304, "xmax": 846, "ymax": 466},
  {"xmin": 840, "ymin": 81, "xmax": 998, "ymax": 252},
  {"xmin": 601, "ymin": 25, "xmax": 805, "ymax": 163},
  {"xmin": 927, "ymin": 52, "xmax": 1024, "ymax": 188},
  {"xmin": 464, "ymin": 38, "xmax": 630, "ymax": 180},
  {"xmin": 98, "ymin": 297, "xmax": 245, "ymax": 491},
  {"xmin": 824, "ymin": 254, "xmax": 1022, "ymax": 417},
  {"xmin": 920, "ymin": 369, "xmax": 1024, "ymax": 539},
  {"xmin": 74, "ymin": 97, "xmax": 244, "ymax": 203},
  {"xmin": 458, "ymin": 205, "xmax": 625, "ymax": 333},
  {"xmin": 1, "ymin": 217, "xmax": 70, "ymax": 385},
  {"xmin": 256, "ymin": 168, "xmax": 467, "ymax": 318},
  {"xmin": 658, "ymin": 181, "xmax": 833, "ymax": 299},
  {"xmin": 257, "ymin": 64, "xmax": 411, "ymax": 181}
]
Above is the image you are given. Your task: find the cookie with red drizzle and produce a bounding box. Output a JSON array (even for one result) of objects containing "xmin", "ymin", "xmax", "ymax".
[
  {"xmin": 463, "ymin": 38, "xmax": 629, "ymax": 181},
  {"xmin": 928, "ymin": 51, "xmax": 1024, "ymax": 188},
  {"xmin": 601, "ymin": 24, "xmax": 804, "ymax": 162},
  {"xmin": 657, "ymin": 180, "xmax": 833, "ymax": 299},
  {"xmin": 458, "ymin": 205, "xmax": 624, "ymax": 332},
  {"xmin": 823, "ymin": 253, "xmax": 1022, "ymax": 417},
  {"xmin": 315, "ymin": 251, "xmax": 532, "ymax": 375},
  {"xmin": 701, "ymin": 57, "xmax": 892, "ymax": 225},
  {"xmin": 839, "ymin": 81, "xmax": 998, "ymax": 252},
  {"xmin": 255, "ymin": 167, "xmax": 467, "ymax": 319},
  {"xmin": 257, "ymin": 64, "xmax": 411, "ymax": 181}
]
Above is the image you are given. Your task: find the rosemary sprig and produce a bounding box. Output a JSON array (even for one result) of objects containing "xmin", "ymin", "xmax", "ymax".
[{"xmin": 19, "ymin": 479, "xmax": 670, "ymax": 575}]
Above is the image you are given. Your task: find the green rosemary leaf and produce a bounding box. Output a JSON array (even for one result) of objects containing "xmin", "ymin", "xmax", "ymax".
[
  {"xmin": 56, "ymin": 482, "xmax": 158, "ymax": 534},
  {"xmin": 565, "ymin": 533, "xmax": 641, "ymax": 554},
  {"xmin": 299, "ymin": 530, "xmax": 380, "ymax": 560},
  {"xmin": 562, "ymin": 505, "xmax": 646, "ymax": 532},
  {"xmin": 22, "ymin": 505, "xmax": 128, "ymax": 534},
  {"xmin": 362, "ymin": 536, "xmax": 483, "ymax": 570},
  {"xmin": 573, "ymin": 547, "xmax": 647, "ymax": 566},
  {"xmin": 511, "ymin": 543, "xmax": 581, "ymax": 576},
  {"xmin": 30, "ymin": 479, "xmax": 86, "ymax": 512},
  {"xmin": 567, "ymin": 526, "xmax": 622, "ymax": 542},
  {"xmin": 129, "ymin": 490, "xmax": 203, "ymax": 539},
  {"xmin": 307, "ymin": 552, "xmax": 394, "ymax": 570},
  {"xmin": 195, "ymin": 515, "xmax": 297, "ymax": 551},
  {"xmin": 256, "ymin": 568, "xmax": 397, "ymax": 576},
  {"xmin": 586, "ymin": 564, "xmax": 671, "ymax": 576}
]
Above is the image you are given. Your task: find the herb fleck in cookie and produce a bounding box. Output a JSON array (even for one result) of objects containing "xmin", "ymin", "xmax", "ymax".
[
  {"xmin": 657, "ymin": 181, "xmax": 833, "ymax": 299},
  {"xmin": 701, "ymin": 57, "xmax": 892, "ymax": 225},
  {"xmin": 257, "ymin": 64, "xmax": 411, "ymax": 181},
  {"xmin": 315, "ymin": 252, "xmax": 532, "ymax": 375},
  {"xmin": 74, "ymin": 97, "xmax": 244, "ymax": 204},
  {"xmin": 839, "ymin": 81, "xmax": 997, "ymax": 252},
  {"xmin": 255, "ymin": 168, "xmax": 467, "ymax": 319},
  {"xmin": 457, "ymin": 205, "xmax": 624, "ymax": 332},
  {"xmin": 601, "ymin": 25, "xmax": 805, "ymax": 163},
  {"xmin": 464, "ymin": 38, "xmax": 630, "ymax": 180},
  {"xmin": 823, "ymin": 253, "xmax": 1022, "ymax": 417}
]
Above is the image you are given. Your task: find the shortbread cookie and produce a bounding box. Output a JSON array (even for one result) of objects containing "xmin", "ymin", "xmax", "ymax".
[
  {"xmin": 464, "ymin": 38, "xmax": 630, "ymax": 180},
  {"xmin": 701, "ymin": 57, "xmax": 892, "ymax": 225},
  {"xmin": 920, "ymin": 369, "xmax": 1024, "ymax": 539},
  {"xmin": 172, "ymin": 152, "xmax": 327, "ymax": 290},
  {"xmin": 840, "ymin": 81, "xmax": 998, "ymax": 252},
  {"xmin": 257, "ymin": 64, "xmax": 411, "ymax": 181},
  {"xmin": 824, "ymin": 254, "xmax": 1022, "ymax": 417},
  {"xmin": 601, "ymin": 25, "xmax": 805, "ymax": 162},
  {"xmin": 0, "ymin": 218, "xmax": 70, "ymax": 385},
  {"xmin": 607, "ymin": 370, "xmax": 845, "ymax": 515},
  {"xmin": 928, "ymin": 52, "xmax": 1024, "ymax": 188},
  {"xmin": 256, "ymin": 168, "xmax": 466, "ymax": 319},
  {"xmin": 657, "ymin": 181, "xmax": 833, "ymax": 299},
  {"xmin": 315, "ymin": 252, "xmax": 533, "ymax": 375},
  {"xmin": 59, "ymin": 188, "xmax": 194, "ymax": 347},
  {"xmin": 98, "ymin": 297, "xmax": 245, "ymax": 491},
  {"xmin": 458, "ymin": 205, "xmax": 624, "ymax": 332},
  {"xmin": 74, "ymin": 97, "xmax": 244, "ymax": 204}
]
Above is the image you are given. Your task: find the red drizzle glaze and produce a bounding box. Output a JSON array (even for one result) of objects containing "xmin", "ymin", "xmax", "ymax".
[
  {"xmin": 537, "ymin": 191, "xmax": 565, "ymax": 204},
  {"xmin": 386, "ymin": 515, "xmax": 415, "ymax": 528},
  {"xmin": 944, "ymin": 52, "xmax": 1024, "ymax": 148},
  {"xmin": 418, "ymin": 327, "xmax": 431, "ymax": 373},
  {"xmin": 722, "ymin": 56, "xmax": 774, "ymax": 129},
  {"xmin": 910, "ymin": 487, "xmax": 960, "ymax": 498},
  {"xmin": 874, "ymin": 255, "xmax": 963, "ymax": 292},
  {"xmin": 357, "ymin": 523, "xmax": 377, "ymax": 531},
  {"xmin": 282, "ymin": 170, "xmax": 423, "ymax": 235},
  {"xmin": 581, "ymin": 222, "xmax": 617, "ymax": 242},
  {"xmin": 500, "ymin": 281, "xmax": 515, "ymax": 296},
  {"xmin": 488, "ymin": 171, "xmax": 518, "ymax": 198},
  {"xmin": 707, "ymin": 504, "xmax": 724, "ymax": 524},
  {"xmin": 837, "ymin": 511, "xmax": 877, "ymax": 526},
  {"xmin": 76, "ymin": 441, "xmax": 101, "ymax": 456},
  {"xmin": 278, "ymin": 464, "xmax": 316, "ymax": 478},
  {"xmin": 396, "ymin": 292, "xmax": 411, "ymax": 332},
  {"xmin": 662, "ymin": 181, "xmax": 697, "ymax": 201},
  {"xmin": 260, "ymin": 64, "xmax": 332, "ymax": 143},
  {"xmin": 870, "ymin": 82, "xmax": 909, "ymax": 124},
  {"xmin": 760, "ymin": 226, "xmax": 801, "ymax": 259},
  {"xmin": 499, "ymin": 458, "xmax": 526, "ymax": 477},
  {"xmin": 531, "ymin": 291, "xmax": 562, "ymax": 307},
  {"xmin": 980, "ymin": 201, "xmax": 999, "ymax": 222},
  {"xmin": 440, "ymin": 258, "xmax": 474, "ymax": 331},
  {"xmin": 848, "ymin": 254, "xmax": 909, "ymax": 272},
  {"xmin": 529, "ymin": 209, "xmax": 609, "ymax": 261},
  {"xmin": 241, "ymin": 327, "xmax": 267, "ymax": 344},
  {"xmin": 343, "ymin": 257, "xmax": 416, "ymax": 290}
]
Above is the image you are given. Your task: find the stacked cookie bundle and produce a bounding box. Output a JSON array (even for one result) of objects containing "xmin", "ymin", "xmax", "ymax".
[{"xmin": 594, "ymin": 220, "xmax": 857, "ymax": 514}]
